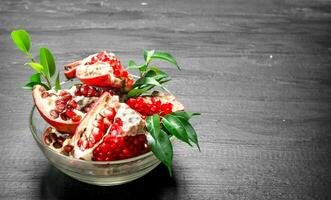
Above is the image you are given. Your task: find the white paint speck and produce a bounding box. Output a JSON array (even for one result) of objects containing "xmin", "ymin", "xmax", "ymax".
[
  {"xmin": 270, "ymin": 55, "xmax": 273, "ymax": 59},
  {"xmin": 282, "ymin": 119, "xmax": 286, "ymax": 122},
  {"xmin": 141, "ymin": 2, "xmax": 148, "ymax": 6}
]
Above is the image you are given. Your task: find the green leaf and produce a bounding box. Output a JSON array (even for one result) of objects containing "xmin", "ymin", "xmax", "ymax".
[
  {"xmin": 162, "ymin": 114, "xmax": 191, "ymax": 145},
  {"xmin": 126, "ymin": 60, "xmax": 140, "ymax": 70},
  {"xmin": 159, "ymin": 78, "xmax": 172, "ymax": 84},
  {"xmin": 55, "ymin": 72, "xmax": 61, "ymax": 92},
  {"xmin": 127, "ymin": 88, "xmax": 148, "ymax": 98},
  {"xmin": 171, "ymin": 111, "xmax": 201, "ymax": 121},
  {"xmin": 132, "ymin": 77, "xmax": 162, "ymax": 89},
  {"xmin": 126, "ymin": 61, "xmax": 148, "ymax": 74},
  {"xmin": 151, "ymin": 51, "xmax": 181, "ymax": 70},
  {"xmin": 139, "ymin": 64, "xmax": 148, "ymax": 73},
  {"xmin": 29, "ymin": 73, "xmax": 41, "ymax": 83},
  {"xmin": 25, "ymin": 62, "xmax": 44, "ymax": 73},
  {"xmin": 10, "ymin": 29, "xmax": 31, "ymax": 53},
  {"xmin": 144, "ymin": 49, "xmax": 155, "ymax": 63},
  {"xmin": 22, "ymin": 82, "xmax": 49, "ymax": 90},
  {"xmin": 147, "ymin": 130, "xmax": 173, "ymax": 176},
  {"xmin": 145, "ymin": 67, "xmax": 169, "ymax": 81},
  {"xmin": 146, "ymin": 114, "xmax": 161, "ymax": 141},
  {"xmin": 40, "ymin": 47, "xmax": 56, "ymax": 78},
  {"xmin": 177, "ymin": 117, "xmax": 200, "ymax": 151}
]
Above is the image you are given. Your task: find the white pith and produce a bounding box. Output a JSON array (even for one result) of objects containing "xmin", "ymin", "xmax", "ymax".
[
  {"xmin": 36, "ymin": 85, "xmax": 101, "ymax": 122},
  {"xmin": 75, "ymin": 52, "xmax": 123, "ymax": 86},
  {"xmin": 77, "ymin": 61, "xmax": 113, "ymax": 77}
]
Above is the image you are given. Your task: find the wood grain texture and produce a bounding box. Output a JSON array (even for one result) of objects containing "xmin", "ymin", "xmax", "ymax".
[{"xmin": 1, "ymin": 0, "xmax": 331, "ymax": 199}]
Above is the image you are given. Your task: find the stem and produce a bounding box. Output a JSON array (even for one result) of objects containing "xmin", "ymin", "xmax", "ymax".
[
  {"xmin": 26, "ymin": 52, "xmax": 52, "ymax": 89},
  {"xmin": 26, "ymin": 52, "xmax": 36, "ymax": 63},
  {"xmin": 40, "ymin": 73, "xmax": 52, "ymax": 89}
]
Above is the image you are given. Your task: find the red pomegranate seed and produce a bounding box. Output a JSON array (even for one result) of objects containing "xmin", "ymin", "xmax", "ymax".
[
  {"xmin": 55, "ymin": 99, "xmax": 65, "ymax": 105},
  {"xmin": 80, "ymin": 85, "xmax": 89, "ymax": 96},
  {"xmin": 103, "ymin": 108, "xmax": 116, "ymax": 120},
  {"xmin": 122, "ymin": 71, "xmax": 128, "ymax": 78},
  {"xmin": 50, "ymin": 133, "xmax": 58, "ymax": 141},
  {"xmin": 67, "ymin": 100, "xmax": 78, "ymax": 109},
  {"xmin": 53, "ymin": 142, "xmax": 62, "ymax": 149},
  {"xmin": 56, "ymin": 104, "xmax": 65, "ymax": 112},
  {"xmin": 50, "ymin": 110, "xmax": 59, "ymax": 119},
  {"xmin": 60, "ymin": 113, "xmax": 69, "ymax": 121},
  {"xmin": 61, "ymin": 94, "xmax": 72, "ymax": 102},
  {"xmin": 59, "ymin": 90, "xmax": 69, "ymax": 96},
  {"xmin": 65, "ymin": 109, "xmax": 76, "ymax": 118},
  {"xmin": 57, "ymin": 137, "xmax": 65, "ymax": 144},
  {"xmin": 63, "ymin": 145, "xmax": 74, "ymax": 153},
  {"xmin": 71, "ymin": 115, "xmax": 81, "ymax": 122}
]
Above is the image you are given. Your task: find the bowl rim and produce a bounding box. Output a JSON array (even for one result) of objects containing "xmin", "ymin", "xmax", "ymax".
[{"xmin": 29, "ymin": 105, "xmax": 156, "ymax": 165}]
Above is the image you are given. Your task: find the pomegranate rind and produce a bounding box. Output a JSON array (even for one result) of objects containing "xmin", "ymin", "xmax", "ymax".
[
  {"xmin": 32, "ymin": 85, "xmax": 81, "ymax": 134},
  {"xmin": 64, "ymin": 59, "xmax": 82, "ymax": 79}
]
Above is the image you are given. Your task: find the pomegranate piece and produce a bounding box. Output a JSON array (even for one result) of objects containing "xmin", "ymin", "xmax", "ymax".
[
  {"xmin": 126, "ymin": 92, "xmax": 184, "ymax": 117},
  {"xmin": 42, "ymin": 126, "xmax": 74, "ymax": 155},
  {"xmin": 32, "ymin": 84, "xmax": 114, "ymax": 133},
  {"xmin": 64, "ymin": 59, "xmax": 82, "ymax": 79},
  {"xmin": 72, "ymin": 93, "xmax": 147, "ymax": 161},
  {"xmin": 75, "ymin": 50, "xmax": 134, "ymax": 91}
]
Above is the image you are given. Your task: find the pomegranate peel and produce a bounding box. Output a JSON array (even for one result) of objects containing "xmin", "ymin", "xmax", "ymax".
[
  {"xmin": 33, "ymin": 85, "xmax": 83, "ymax": 133},
  {"xmin": 64, "ymin": 59, "xmax": 82, "ymax": 79},
  {"xmin": 75, "ymin": 51, "xmax": 133, "ymax": 90}
]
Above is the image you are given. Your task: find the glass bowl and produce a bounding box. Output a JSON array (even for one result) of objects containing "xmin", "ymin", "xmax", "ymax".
[{"xmin": 29, "ymin": 105, "xmax": 161, "ymax": 186}]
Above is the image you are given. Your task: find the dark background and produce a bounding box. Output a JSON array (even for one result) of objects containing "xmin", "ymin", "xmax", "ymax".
[{"xmin": 1, "ymin": 0, "xmax": 331, "ymax": 199}]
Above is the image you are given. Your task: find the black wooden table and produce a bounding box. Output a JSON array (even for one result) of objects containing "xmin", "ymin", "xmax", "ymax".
[{"xmin": 1, "ymin": 0, "xmax": 331, "ymax": 199}]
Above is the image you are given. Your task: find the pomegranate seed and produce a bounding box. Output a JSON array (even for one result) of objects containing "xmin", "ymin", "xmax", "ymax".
[
  {"xmin": 84, "ymin": 107, "xmax": 91, "ymax": 113},
  {"xmin": 50, "ymin": 133, "xmax": 58, "ymax": 141},
  {"xmin": 122, "ymin": 71, "xmax": 128, "ymax": 78},
  {"xmin": 77, "ymin": 139, "xmax": 83, "ymax": 147},
  {"xmin": 71, "ymin": 115, "xmax": 81, "ymax": 122},
  {"xmin": 50, "ymin": 110, "xmax": 59, "ymax": 119},
  {"xmin": 59, "ymin": 90, "xmax": 69, "ymax": 96},
  {"xmin": 80, "ymin": 85, "xmax": 89, "ymax": 96},
  {"xmin": 66, "ymin": 109, "xmax": 76, "ymax": 118},
  {"xmin": 61, "ymin": 94, "xmax": 72, "ymax": 102},
  {"xmin": 67, "ymin": 100, "xmax": 78, "ymax": 109},
  {"xmin": 55, "ymin": 99, "xmax": 65, "ymax": 105},
  {"xmin": 63, "ymin": 145, "xmax": 74, "ymax": 153},
  {"xmin": 53, "ymin": 142, "xmax": 62, "ymax": 149},
  {"xmin": 57, "ymin": 137, "xmax": 65, "ymax": 144},
  {"xmin": 56, "ymin": 104, "xmax": 65, "ymax": 112},
  {"xmin": 103, "ymin": 135, "xmax": 112, "ymax": 143},
  {"xmin": 60, "ymin": 113, "xmax": 69, "ymax": 121},
  {"xmin": 113, "ymin": 69, "xmax": 121, "ymax": 77},
  {"xmin": 103, "ymin": 108, "xmax": 116, "ymax": 120}
]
